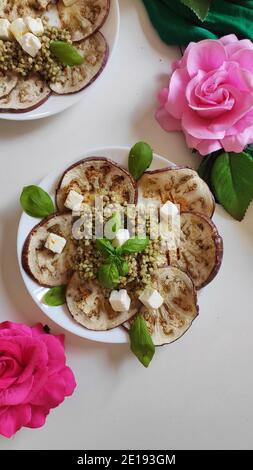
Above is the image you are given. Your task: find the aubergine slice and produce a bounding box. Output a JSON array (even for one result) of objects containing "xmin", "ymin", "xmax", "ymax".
[
  {"xmin": 0, "ymin": 0, "xmax": 51, "ymax": 20},
  {"xmin": 50, "ymin": 32, "xmax": 108, "ymax": 95},
  {"xmin": 57, "ymin": 0, "xmax": 110, "ymax": 42},
  {"xmin": 171, "ymin": 212, "xmax": 223, "ymax": 290},
  {"xmin": 125, "ymin": 267, "xmax": 199, "ymax": 346},
  {"xmin": 138, "ymin": 167, "xmax": 215, "ymax": 218},
  {"xmin": 66, "ymin": 272, "xmax": 138, "ymax": 330},
  {"xmin": 0, "ymin": 73, "xmax": 18, "ymax": 99},
  {"xmin": 56, "ymin": 157, "xmax": 138, "ymax": 211},
  {"xmin": 22, "ymin": 213, "xmax": 76, "ymax": 287},
  {"xmin": 0, "ymin": 75, "xmax": 51, "ymax": 113}
]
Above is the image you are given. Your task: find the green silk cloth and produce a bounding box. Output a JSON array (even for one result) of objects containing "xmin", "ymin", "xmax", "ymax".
[{"xmin": 142, "ymin": 0, "xmax": 253, "ymax": 45}]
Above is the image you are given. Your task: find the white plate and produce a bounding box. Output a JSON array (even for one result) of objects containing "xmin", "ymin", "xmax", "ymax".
[
  {"xmin": 0, "ymin": 0, "xmax": 120, "ymax": 121},
  {"xmin": 17, "ymin": 146, "xmax": 175, "ymax": 343}
]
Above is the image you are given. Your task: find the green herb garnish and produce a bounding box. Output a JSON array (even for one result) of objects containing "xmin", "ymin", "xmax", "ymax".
[
  {"xmin": 128, "ymin": 142, "xmax": 153, "ymax": 180},
  {"xmin": 119, "ymin": 236, "xmax": 149, "ymax": 255},
  {"xmin": 129, "ymin": 314, "xmax": 155, "ymax": 367},
  {"xmin": 20, "ymin": 185, "xmax": 55, "ymax": 218},
  {"xmin": 50, "ymin": 41, "xmax": 85, "ymax": 67},
  {"xmin": 98, "ymin": 261, "xmax": 119, "ymax": 289},
  {"xmin": 43, "ymin": 285, "xmax": 66, "ymax": 307},
  {"xmin": 95, "ymin": 239, "xmax": 115, "ymax": 258}
]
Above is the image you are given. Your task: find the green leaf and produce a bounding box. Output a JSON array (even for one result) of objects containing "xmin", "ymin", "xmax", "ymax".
[
  {"xmin": 116, "ymin": 258, "xmax": 129, "ymax": 276},
  {"xmin": 20, "ymin": 185, "xmax": 55, "ymax": 218},
  {"xmin": 211, "ymin": 152, "xmax": 253, "ymax": 221},
  {"xmin": 43, "ymin": 285, "xmax": 66, "ymax": 307},
  {"xmin": 180, "ymin": 0, "xmax": 211, "ymax": 21},
  {"xmin": 95, "ymin": 239, "xmax": 115, "ymax": 258},
  {"xmin": 110, "ymin": 212, "xmax": 121, "ymax": 234},
  {"xmin": 98, "ymin": 261, "xmax": 119, "ymax": 289},
  {"xmin": 129, "ymin": 314, "xmax": 155, "ymax": 368},
  {"xmin": 120, "ymin": 237, "xmax": 150, "ymax": 255},
  {"xmin": 50, "ymin": 41, "xmax": 85, "ymax": 67},
  {"xmin": 197, "ymin": 153, "xmax": 216, "ymax": 187},
  {"xmin": 128, "ymin": 142, "xmax": 153, "ymax": 180}
]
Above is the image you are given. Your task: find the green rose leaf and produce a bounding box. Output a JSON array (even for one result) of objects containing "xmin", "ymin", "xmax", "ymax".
[
  {"xmin": 129, "ymin": 314, "xmax": 155, "ymax": 368},
  {"xmin": 95, "ymin": 239, "xmax": 115, "ymax": 258},
  {"xmin": 119, "ymin": 237, "xmax": 149, "ymax": 255},
  {"xmin": 180, "ymin": 0, "xmax": 211, "ymax": 21},
  {"xmin": 128, "ymin": 142, "xmax": 153, "ymax": 180},
  {"xmin": 211, "ymin": 152, "xmax": 253, "ymax": 221},
  {"xmin": 50, "ymin": 41, "xmax": 85, "ymax": 67},
  {"xmin": 20, "ymin": 185, "xmax": 55, "ymax": 218},
  {"xmin": 98, "ymin": 261, "xmax": 119, "ymax": 289},
  {"xmin": 43, "ymin": 285, "xmax": 66, "ymax": 307}
]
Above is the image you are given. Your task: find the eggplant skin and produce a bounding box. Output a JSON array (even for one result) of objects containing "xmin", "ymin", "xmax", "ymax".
[
  {"xmin": 22, "ymin": 212, "xmax": 74, "ymax": 287},
  {"xmin": 50, "ymin": 33, "xmax": 109, "ymax": 95},
  {"xmin": 179, "ymin": 212, "xmax": 224, "ymax": 290},
  {"xmin": 0, "ymin": 90, "xmax": 51, "ymax": 114},
  {"xmin": 56, "ymin": 156, "xmax": 138, "ymax": 210}
]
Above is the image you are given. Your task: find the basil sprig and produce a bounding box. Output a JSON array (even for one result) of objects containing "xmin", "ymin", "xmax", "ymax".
[
  {"xmin": 128, "ymin": 142, "xmax": 153, "ymax": 180},
  {"xmin": 129, "ymin": 314, "xmax": 155, "ymax": 367},
  {"xmin": 96, "ymin": 237, "xmax": 149, "ymax": 289},
  {"xmin": 50, "ymin": 41, "xmax": 85, "ymax": 67},
  {"xmin": 20, "ymin": 185, "xmax": 55, "ymax": 218},
  {"xmin": 43, "ymin": 285, "xmax": 66, "ymax": 307}
]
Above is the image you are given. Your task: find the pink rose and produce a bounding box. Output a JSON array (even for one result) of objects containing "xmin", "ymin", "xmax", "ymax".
[
  {"xmin": 156, "ymin": 35, "xmax": 253, "ymax": 155},
  {"xmin": 0, "ymin": 322, "xmax": 76, "ymax": 438}
]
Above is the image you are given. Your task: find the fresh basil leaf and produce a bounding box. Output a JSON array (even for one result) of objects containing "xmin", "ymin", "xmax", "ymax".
[
  {"xmin": 129, "ymin": 314, "xmax": 155, "ymax": 368},
  {"xmin": 98, "ymin": 261, "xmax": 119, "ymax": 289},
  {"xmin": 20, "ymin": 185, "xmax": 55, "ymax": 218},
  {"xmin": 180, "ymin": 0, "xmax": 211, "ymax": 21},
  {"xmin": 43, "ymin": 286, "xmax": 66, "ymax": 307},
  {"xmin": 50, "ymin": 41, "xmax": 85, "ymax": 67},
  {"xmin": 116, "ymin": 257, "xmax": 129, "ymax": 276},
  {"xmin": 111, "ymin": 212, "xmax": 121, "ymax": 234},
  {"xmin": 211, "ymin": 152, "xmax": 253, "ymax": 221},
  {"xmin": 128, "ymin": 142, "xmax": 153, "ymax": 180},
  {"xmin": 120, "ymin": 237, "xmax": 149, "ymax": 254},
  {"xmin": 95, "ymin": 239, "xmax": 115, "ymax": 258}
]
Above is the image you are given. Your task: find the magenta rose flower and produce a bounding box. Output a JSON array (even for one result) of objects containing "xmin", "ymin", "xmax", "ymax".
[
  {"xmin": 156, "ymin": 34, "xmax": 253, "ymax": 155},
  {"xmin": 0, "ymin": 322, "xmax": 76, "ymax": 438}
]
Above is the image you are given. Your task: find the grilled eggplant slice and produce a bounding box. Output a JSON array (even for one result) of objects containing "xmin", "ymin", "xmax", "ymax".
[
  {"xmin": 138, "ymin": 167, "xmax": 215, "ymax": 218},
  {"xmin": 56, "ymin": 157, "xmax": 138, "ymax": 211},
  {"xmin": 50, "ymin": 32, "xmax": 108, "ymax": 95},
  {"xmin": 0, "ymin": 73, "xmax": 18, "ymax": 99},
  {"xmin": 171, "ymin": 212, "xmax": 223, "ymax": 290},
  {"xmin": 0, "ymin": 75, "xmax": 51, "ymax": 113},
  {"xmin": 66, "ymin": 272, "xmax": 138, "ymax": 330},
  {"xmin": 22, "ymin": 213, "xmax": 76, "ymax": 287},
  {"xmin": 125, "ymin": 267, "xmax": 198, "ymax": 346},
  {"xmin": 0, "ymin": 0, "xmax": 50, "ymax": 20},
  {"xmin": 57, "ymin": 0, "xmax": 110, "ymax": 42}
]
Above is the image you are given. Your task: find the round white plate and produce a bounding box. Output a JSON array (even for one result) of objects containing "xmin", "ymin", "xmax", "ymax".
[
  {"xmin": 0, "ymin": 0, "xmax": 120, "ymax": 121},
  {"xmin": 17, "ymin": 146, "xmax": 175, "ymax": 343}
]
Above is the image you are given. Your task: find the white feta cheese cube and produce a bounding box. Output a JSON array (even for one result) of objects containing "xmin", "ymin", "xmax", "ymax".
[
  {"xmin": 113, "ymin": 229, "xmax": 130, "ymax": 247},
  {"xmin": 139, "ymin": 287, "xmax": 164, "ymax": 309},
  {"xmin": 25, "ymin": 17, "xmax": 44, "ymax": 36},
  {"xmin": 64, "ymin": 190, "xmax": 84, "ymax": 211},
  {"xmin": 0, "ymin": 19, "xmax": 11, "ymax": 40},
  {"xmin": 45, "ymin": 233, "xmax": 66, "ymax": 254},
  {"xmin": 10, "ymin": 18, "xmax": 28, "ymax": 42},
  {"xmin": 109, "ymin": 290, "xmax": 131, "ymax": 312},
  {"xmin": 20, "ymin": 33, "xmax": 41, "ymax": 57},
  {"xmin": 160, "ymin": 201, "xmax": 179, "ymax": 219}
]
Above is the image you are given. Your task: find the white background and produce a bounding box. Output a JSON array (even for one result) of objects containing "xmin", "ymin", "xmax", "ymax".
[{"xmin": 0, "ymin": 0, "xmax": 253, "ymax": 450}]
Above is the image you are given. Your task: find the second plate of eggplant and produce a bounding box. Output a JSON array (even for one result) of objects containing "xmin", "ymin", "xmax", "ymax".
[
  {"xmin": 0, "ymin": 0, "xmax": 119, "ymax": 120},
  {"xmin": 17, "ymin": 146, "xmax": 223, "ymax": 344}
]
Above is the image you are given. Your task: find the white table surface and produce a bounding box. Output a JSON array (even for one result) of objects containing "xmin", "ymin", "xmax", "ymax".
[{"xmin": 1, "ymin": 0, "xmax": 253, "ymax": 451}]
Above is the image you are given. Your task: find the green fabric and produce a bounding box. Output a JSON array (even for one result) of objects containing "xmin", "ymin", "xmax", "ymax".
[{"xmin": 142, "ymin": 0, "xmax": 253, "ymax": 45}]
